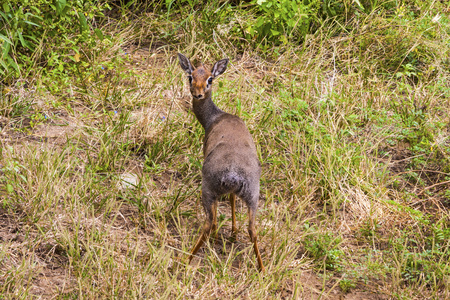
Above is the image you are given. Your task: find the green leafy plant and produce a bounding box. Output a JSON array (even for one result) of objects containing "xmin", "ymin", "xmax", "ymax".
[
  {"xmin": 339, "ymin": 274, "xmax": 357, "ymax": 293},
  {"xmin": 248, "ymin": 0, "xmax": 320, "ymax": 45},
  {"xmin": 0, "ymin": 0, "xmax": 109, "ymax": 81},
  {"xmin": 303, "ymin": 224, "xmax": 344, "ymax": 271}
]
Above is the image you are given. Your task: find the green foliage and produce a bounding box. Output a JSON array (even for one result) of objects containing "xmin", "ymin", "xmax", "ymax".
[
  {"xmin": 402, "ymin": 250, "xmax": 450, "ymax": 286},
  {"xmin": 0, "ymin": 0, "xmax": 109, "ymax": 81},
  {"xmin": 385, "ymin": 219, "xmax": 450, "ymax": 287},
  {"xmin": 339, "ymin": 274, "xmax": 357, "ymax": 293},
  {"xmin": 245, "ymin": 0, "xmax": 371, "ymax": 46},
  {"xmin": 303, "ymin": 224, "xmax": 344, "ymax": 271},
  {"xmin": 248, "ymin": 0, "xmax": 320, "ymax": 44},
  {"xmin": 0, "ymin": 0, "xmax": 449, "ymax": 297}
]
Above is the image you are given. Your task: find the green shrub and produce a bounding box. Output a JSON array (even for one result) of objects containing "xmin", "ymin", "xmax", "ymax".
[
  {"xmin": 0, "ymin": 0, "xmax": 109, "ymax": 81},
  {"xmin": 248, "ymin": 0, "xmax": 320, "ymax": 44},
  {"xmin": 303, "ymin": 224, "xmax": 344, "ymax": 271}
]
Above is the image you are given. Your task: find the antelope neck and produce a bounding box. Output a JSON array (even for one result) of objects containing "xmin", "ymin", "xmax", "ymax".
[{"xmin": 192, "ymin": 91, "xmax": 224, "ymax": 132}]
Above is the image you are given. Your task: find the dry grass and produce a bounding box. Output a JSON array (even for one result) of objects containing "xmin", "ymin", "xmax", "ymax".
[{"xmin": 1, "ymin": 3, "xmax": 450, "ymax": 299}]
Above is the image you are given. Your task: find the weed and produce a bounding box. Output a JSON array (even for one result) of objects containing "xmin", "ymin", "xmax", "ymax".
[
  {"xmin": 339, "ymin": 274, "xmax": 357, "ymax": 293},
  {"xmin": 1, "ymin": 0, "xmax": 450, "ymax": 298},
  {"xmin": 303, "ymin": 224, "xmax": 344, "ymax": 271}
]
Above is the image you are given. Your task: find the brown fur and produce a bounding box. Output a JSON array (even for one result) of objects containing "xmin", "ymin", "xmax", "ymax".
[{"xmin": 178, "ymin": 53, "xmax": 265, "ymax": 272}]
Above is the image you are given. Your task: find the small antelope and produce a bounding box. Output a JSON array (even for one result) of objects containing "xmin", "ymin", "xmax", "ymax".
[{"xmin": 178, "ymin": 53, "xmax": 264, "ymax": 272}]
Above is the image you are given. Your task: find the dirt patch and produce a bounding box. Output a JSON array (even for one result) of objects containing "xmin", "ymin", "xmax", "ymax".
[
  {"xmin": 33, "ymin": 115, "xmax": 79, "ymax": 145},
  {"xmin": 377, "ymin": 142, "xmax": 450, "ymax": 213}
]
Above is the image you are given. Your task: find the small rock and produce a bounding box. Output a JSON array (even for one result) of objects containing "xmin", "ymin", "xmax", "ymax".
[{"xmin": 118, "ymin": 173, "xmax": 139, "ymax": 190}]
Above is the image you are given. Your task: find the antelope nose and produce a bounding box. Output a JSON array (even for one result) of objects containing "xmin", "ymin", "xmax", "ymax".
[{"xmin": 195, "ymin": 93, "xmax": 203, "ymax": 99}]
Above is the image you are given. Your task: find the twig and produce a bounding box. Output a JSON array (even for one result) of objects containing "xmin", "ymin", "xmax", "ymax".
[
  {"xmin": 393, "ymin": 169, "xmax": 450, "ymax": 177},
  {"xmin": 417, "ymin": 180, "xmax": 450, "ymax": 196},
  {"xmin": 389, "ymin": 154, "xmax": 426, "ymax": 164}
]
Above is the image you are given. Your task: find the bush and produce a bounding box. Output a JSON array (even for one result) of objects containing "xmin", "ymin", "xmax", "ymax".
[
  {"xmin": 248, "ymin": 0, "xmax": 320, "ymax": 44},
  {"xmin": 0, "ymin": 0, "xmax": 109, "ymax": 81}
]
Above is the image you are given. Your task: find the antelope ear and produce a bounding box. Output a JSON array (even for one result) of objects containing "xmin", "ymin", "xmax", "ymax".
[
  {"xmin": 178, "ymin": 53, "xmax": 194, "ymax": 75},
  {"xmin": 211, "ymin": 58, "xmax": 229, "ymax": 78}
]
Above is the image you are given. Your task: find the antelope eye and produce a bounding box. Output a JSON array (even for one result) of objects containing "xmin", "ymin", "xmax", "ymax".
[
  {"xmin": 188, "ymin": 76, "xmax": 193, "ymax": 84},
  {"xmin": 207, "ymin": 77, "xmax": 213, "ymax": 85}
]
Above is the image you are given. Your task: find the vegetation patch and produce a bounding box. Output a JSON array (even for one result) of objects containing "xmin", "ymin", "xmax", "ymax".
[{"xmin": 1, "ymin": 0, "xmax": 449, "ymax": 298}]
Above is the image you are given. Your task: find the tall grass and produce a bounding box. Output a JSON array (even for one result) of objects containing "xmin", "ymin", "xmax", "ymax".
[{"xmin": 1, "ymin": 1, "xmax": 449, "ymax": 298}]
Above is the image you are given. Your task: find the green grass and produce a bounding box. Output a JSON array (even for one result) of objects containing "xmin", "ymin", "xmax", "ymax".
[{"xmin": 1, "ymin": 1, "xmax": 450, "ymax": 298}]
